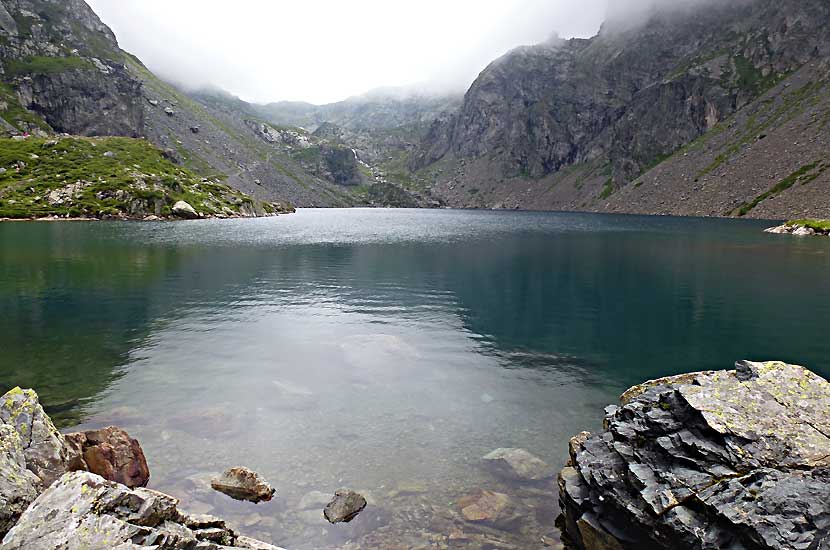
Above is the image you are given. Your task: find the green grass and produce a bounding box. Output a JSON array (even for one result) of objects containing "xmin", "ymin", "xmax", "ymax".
[
  {"xmin": 599, "ymin": 178, "xmax": 615, "ymax": 200},
  {"xmin": 733, "ymin": 162, "xmax": 825, "ymax": 216},
  {"xmin": 0, "ymin": 136, "xmax": 271, "ymax": 219},
  {"xmin": 4, "ymin": 56, "xmax": 94, "ymax": 77},
  {"xmin": 786, "ymin": 219, "xmax": 830, "ymax": 231}
]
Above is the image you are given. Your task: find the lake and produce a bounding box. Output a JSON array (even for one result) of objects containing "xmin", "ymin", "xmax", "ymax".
[{"xmin": 1, "ymin": 208, "xmax": 829, "ymax": 549}]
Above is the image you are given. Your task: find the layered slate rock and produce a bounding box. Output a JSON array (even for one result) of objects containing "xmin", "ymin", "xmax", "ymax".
[
  {"xmin": 558, "ymin": 361, "xmax": 830, "ymax": 550},
  {"xmin": 1, "ymin": 471, "xmax": 286, "ymax": 549}
]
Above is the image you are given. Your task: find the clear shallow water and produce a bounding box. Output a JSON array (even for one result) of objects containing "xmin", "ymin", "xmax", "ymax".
[{"xmin": 1, "ymin": 209, "xmax": 830, "ymax": 549}]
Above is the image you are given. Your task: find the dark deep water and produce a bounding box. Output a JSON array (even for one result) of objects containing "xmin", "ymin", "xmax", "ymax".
[{"xmin": 1, "ymin": 209, "xmax": 829, "ymax": 549}]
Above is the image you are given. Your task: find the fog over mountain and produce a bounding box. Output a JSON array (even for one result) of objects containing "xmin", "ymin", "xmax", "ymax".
[{"xmin": 85, "ymin": 0, "xmax": 608, "ymax": 104}]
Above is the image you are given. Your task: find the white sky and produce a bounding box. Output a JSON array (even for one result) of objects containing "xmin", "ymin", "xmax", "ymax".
[{"xmin": 85, "ymin": 0, "xmax": 607, "ymax": 105}]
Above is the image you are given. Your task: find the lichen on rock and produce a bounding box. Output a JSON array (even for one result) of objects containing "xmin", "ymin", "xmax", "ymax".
[{"xmin": 558, "ymin": 360, "xmax": 830, "ymax": 550}]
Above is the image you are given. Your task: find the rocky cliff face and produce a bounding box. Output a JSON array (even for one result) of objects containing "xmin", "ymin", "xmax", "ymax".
[
  {"xmin": 414, "ymin": 0, "xmax": 830, "ymax": 216},
  {"xmin": 558, "ymin": 360, "xmax": 830, "ymax": 549},
  {"xmin": 0, "ymin": 0, "xmax": 143, "ymax": 136}
]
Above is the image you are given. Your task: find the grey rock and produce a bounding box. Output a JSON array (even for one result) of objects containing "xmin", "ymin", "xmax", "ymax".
[
  {"xmin": 103, "ymin": 151, "xmax": 115, "ymax": 158},
  {"xmin": 210, "ymin": 467, "xmax": 275, "ymax": 503},
  {"xmin": 0, "ymin": 387, "xmax": 73, "ymax": 487},
  {"xmin": 172, "ymin": 200, "xmax": 200, "ymax": 219},
  {"xmin": 482, "ymin": 448, "xmax": 554, "ymax": 482},
  {"xmin": 324, "ymin": 490, "xmax": 367, "ymax": 524},
  {"xmin": 0, "ymin": 424, "xmax": 40, "ymax": 537},
  {"xmin": 558, "ymin": 360, "xmax": 830, "ymax": 550},
  {"xmin": 1, "ymin": 471, "xmax": 280, "ymax": 549}
]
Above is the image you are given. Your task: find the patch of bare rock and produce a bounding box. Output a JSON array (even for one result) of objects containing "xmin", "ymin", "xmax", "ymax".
[{"xmin": 558, "ymin": 360, "xmax": 830, "ymax": 549}]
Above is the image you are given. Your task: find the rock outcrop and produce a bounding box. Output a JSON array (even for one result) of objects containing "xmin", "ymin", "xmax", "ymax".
[
  {"xmin": 765, "ymin": 221, "xmax": 830, "ymax": 237},
  {"xmin": 0, "ymin": 0, "xmax": 144, "ymax": 136},
  {"xmin": 558, "ymin": 360, "xmax": 830, "ymax": 550},
  {"xmin": 1, "ymin": 471, "xmax": 286, "ymax": 550},
  {"xmin": 0, "ymin": 387, "xmax": 73, "ymax": 487},
  {"xmin": 0, "ymin": 424, "xmax": 40, "ymax": 537}
]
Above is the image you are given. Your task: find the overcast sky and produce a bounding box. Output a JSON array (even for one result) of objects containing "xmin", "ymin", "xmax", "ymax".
[{"xmin": 85, "ymin": 0, "xmax": 608, "ymax": 105}]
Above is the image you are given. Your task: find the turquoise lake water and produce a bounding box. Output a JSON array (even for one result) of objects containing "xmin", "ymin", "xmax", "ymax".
[{"xmin": 1, "ymin": 209, "xmax": 829, "ymax": 549}]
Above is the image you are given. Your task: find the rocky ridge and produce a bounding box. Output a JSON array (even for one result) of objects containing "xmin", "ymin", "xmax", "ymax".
[
  {"xmin": 558, "ymin": 360, "xmax": 830, "ymax": 549},
  {"xmin": 412, "ymin": 0, "xmax": 830, "ymax": 218}
]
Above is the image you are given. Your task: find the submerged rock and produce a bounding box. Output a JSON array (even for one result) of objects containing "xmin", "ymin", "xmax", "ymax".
[
  {"xmin": 482, "ymin": 448, "xmax": 554, "ymax": 482},
  {"xmin": 323, "ymin": 490, "xmax": 367, "ymax": 524},
  {"xmin": 64, "ymin": 426, "xmax": 150, "ymax": 488},
  {"xmin": 558, "ymin": 360, "xmax": 830, "ymax": 550},
  {"xmin": 457, "ymin": 490, "xmax": 514, "ymax": 524},
  {"xmin": 1, "ymin": 471, "xmax": 285, "ymax": 549},
  {"xmin": 211, "ymin": 467, "xmax": 275, "ymax": 503}
]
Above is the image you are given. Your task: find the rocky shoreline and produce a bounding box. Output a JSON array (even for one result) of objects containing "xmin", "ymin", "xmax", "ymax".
[
  {"xmin": 557, "ymin": 360, "xmax": 830, "ymax": 549},
  {"xmin": 0, "ymin": 387, "xmax": 286, "ymax": 549},
  {"xmin": 765, "ymin": 220, "xmax": 830, "ymax": 237},
  {"xmin": 4, "ymin": 361, "xmax": 828, "ymax": 549}
]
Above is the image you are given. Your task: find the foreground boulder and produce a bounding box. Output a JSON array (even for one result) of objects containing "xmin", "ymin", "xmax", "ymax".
[
  {"xmin": 482, "ymin": 448, "xmax": 554, "ymax": 482},
  {"xmin": 1, "ymin": 471, "xmax": 285, "ymax": 549},
  {"xmin": 64, "ymin": 427, "xmax": 150, "ymax": 488},
  {"xmin": 0, "ymin": 387, "xmax": 73, "ymax": 487},
  {"xmin": 558, "ymin": 360, "xmax": 830, "ymax": 550},
  {"xmin": 323, "ymin": 490, "xmax": 367, "ymax": 524},
  {"xmin": 0, "ymin": 425, "xmax": 41, "ymax": 537},
  {"xmin": 211, "ymin": 467, "xmax": 275, "ymax": 503}
]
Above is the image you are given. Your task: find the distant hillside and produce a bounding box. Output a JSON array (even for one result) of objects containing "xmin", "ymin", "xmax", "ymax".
[
  {"xmin": 0, "ymin": 0, "xmax": 401, "ymax": 209},
  {"xmin": 411, "ymin": 0, "xmax": 830, "ymax": 218}
]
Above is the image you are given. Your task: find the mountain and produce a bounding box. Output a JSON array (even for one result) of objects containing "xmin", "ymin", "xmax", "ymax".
[
  {"xmin": 412, "ymin": 0, "xmax": 830, "ymax": 218},
  {"xmin": 0, "ymin": 0, "xmax": 401, "ymax": 212}
]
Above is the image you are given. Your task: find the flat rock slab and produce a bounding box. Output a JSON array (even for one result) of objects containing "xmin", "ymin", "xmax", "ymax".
[
  {"xmin": 558, "ymin": 360, "xmax": 830, "ymax": 550},
  {"xmin": 482, "ymin": 448, "xmax": 555, "ymax": 481},
  {"xmin": 324, "ymin": 490, "xmax": 367, "ymax": 524},
  {"xmin": 211, "ymin": 467, "xmax": 275, "ymax": 503}
]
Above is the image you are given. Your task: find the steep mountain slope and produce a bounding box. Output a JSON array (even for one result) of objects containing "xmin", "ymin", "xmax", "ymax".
[
  {"xmin": 0, "ymin": 0, "xmax": 376, "ymax": 209},
  {"xmin": 414, "ymin": 0, "xmax": 830, "ymax": 217},
  {"xmin": 0, "ymin": 0, "xmax": 142, "ymax": 136}
]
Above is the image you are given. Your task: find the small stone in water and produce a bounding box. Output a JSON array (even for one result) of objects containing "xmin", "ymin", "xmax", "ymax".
[
  {"xmin": 210, "ymin": 467, "xmax": 275, "ymax": 503},
  {"xmin": 323, "ymin": 490, "xmax": 367, "ymax": 524}
]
